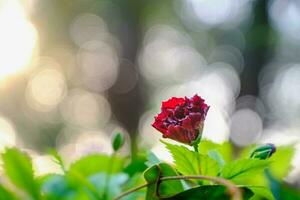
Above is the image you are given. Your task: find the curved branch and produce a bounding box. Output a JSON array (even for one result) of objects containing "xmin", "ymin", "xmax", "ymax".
[
  {"xmin": 114, "ymin": 175, "xmax": 242, "ymax": 200},
  {"xmin": 114, "ymin": 182, "xmax": 149, "ymax": 200}
]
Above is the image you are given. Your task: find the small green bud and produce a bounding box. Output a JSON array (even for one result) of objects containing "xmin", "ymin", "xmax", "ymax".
[
  {"xmin": 250, "ymin": 143, "xmax": 276, "ymax": 160},
  {"xmin": 112, "ymin": 132, "xmax": 125, "ymax": 152}
]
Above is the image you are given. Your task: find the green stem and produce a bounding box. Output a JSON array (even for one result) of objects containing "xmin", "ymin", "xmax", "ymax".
[
  {"xmin": 114, "ymin": 182, "xmax": 150, "ymax": 200},
  {"xmin": 114, "ymin": 175, "xmax": 242, "ymax": 200},
  {"xmin": 193, "ymin": 143, "xmax": 198, "ymax": 152}
]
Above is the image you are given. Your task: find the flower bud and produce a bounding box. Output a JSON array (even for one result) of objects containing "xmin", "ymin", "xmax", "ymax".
[
  {"xmin": 112, "ymin": 132, "xmax": 125, "ymax": 152},
  {"xmin": 250, "ymin": 143, "xmax": 276, "ymax": 160}
]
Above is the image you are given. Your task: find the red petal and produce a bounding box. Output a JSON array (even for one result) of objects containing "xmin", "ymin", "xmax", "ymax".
[
  {"xmin": 190, "ymin": 94, "xmax": 204, "ymax": 104},
  {"xmin": 152, "ymin": 120, "xmax": 168, "ymax": 134},
  {"xmin": 166, "ymin": 125, "xmax": 191, "ymax": 144},
  {"xmin": 162, "ymin": 97, "xmax": 185, "ymax": 110},
  {"xmin": 182, "ymin": 113, "xmax": 202, "ymax": 130}
]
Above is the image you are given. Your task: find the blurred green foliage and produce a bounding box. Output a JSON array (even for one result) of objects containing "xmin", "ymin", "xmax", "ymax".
[{"xmin": 0, "ymin": 139, "xmax": 298, "ymax": 200}]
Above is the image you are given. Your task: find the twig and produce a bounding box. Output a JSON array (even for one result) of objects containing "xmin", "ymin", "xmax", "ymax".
[{"xmin": 114, "ymin": 182, "xmax": 150, "ymax": 200}]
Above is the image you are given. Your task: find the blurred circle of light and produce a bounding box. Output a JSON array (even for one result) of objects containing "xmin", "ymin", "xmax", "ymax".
[
  {"xmin": 230, "ymin": 109, "xmax": 263, "ymax": 146},
  {"xmin": 184, "ymin": 0, "xmax": 250, "ymax": 27},
  {"xmin": 78, "ymin": 40, "xmax": 119, "ymax": 92},
  {"xmin": 171, "ymin": 47, "xmax": 206, "ymax": 82},
  {"xmin": 0, "ymin": 0, "xmax": 37, "ymax": 79},
  {"xmin": 203, "ymin": 108, "xmax": 229, "ymax": 143},
  {"xmin": 60, "ymin": 89, "xmax": 111, "ymax": 128},
  {"xmin": 188, "ymin": 0, "xmax": 231, "ymax": 25},
  {"xmin": 70, "ymin": 13, "xmax": 109, "ymax": 47},
  {"xmin": 139, "ymin": 25, "xmax": 204, "ymax": 85},
  {"xmin": 269, "ymin": 0, "xmax": 300, "ymax": 40},
  {"xmin": 75, "ymin": 130, "xmax": 112, "ymax": 156},
  {"xmin": 208, "ymin": 62, "xmax": 241, "ymax": 98},
  {"xmin": 26, "ymin": 68, "xmax": 67, "ymax": 112},
  {"xmin": 235, "ymin": 95, "xmax": 265, "ymax": 119},
  {"xmin": 174, "ymin": 62, "xmax": 240, "ymax": 113},
  {"xmin": 265, "ymin": 64, "xmax": 300, "ymax": 121},
  {"xmin": 0, "ymin": 116, "xmax": 16, "ymax": 151}
]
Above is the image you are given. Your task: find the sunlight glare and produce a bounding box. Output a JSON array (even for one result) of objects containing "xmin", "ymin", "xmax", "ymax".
[{"xmin": 0, "ymin": 0, "xmax": 37, "ymax": 79}]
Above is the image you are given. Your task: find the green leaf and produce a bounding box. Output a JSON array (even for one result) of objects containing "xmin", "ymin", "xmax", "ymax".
[
  {"xmin": 268, "ymin": 145, "xmax": 295, "ymax": 179},
  {"xmin": 145, "ymin": 151, "xmax": 160, "ymax": 167},
  {"xmin": 158, "ymin": 163, "xmax": 184, "ymax": 198},
  {"xmin": 89, "ymin": 173, "xmax": 128, "ymax": 200},
  {"xmin": 208, "ymin": 150, "xmax": 225, "ymax": 167},
  {"xmin": 279, "ymin": 184, "xmax": 300, "ymax": 200},
  {"xmin": 220, "ymin": 159, "xmax": 270, "ymax": 183},
  {"xmin": 144, "ymin": 163, "xmax": 184, "ymax": 199},
  {"xmin": 69, "ymin": 154, "xmax": 124, "ymax": 177},
  {"xmin": 48, "ymin": 149, "xmax": 66, "ymax": 173},
  {"xmin": 0, "ymin": 185, "xmax": 17, "ymax": 200},
  {"xmin": 144, "ymin": 164, "xmax": 160, "ymax": 200},
  {"xmin": 121, "ymin": 173, "xmax": 146, "ymax": 200},
  {"xmin": 112, "ymin": 132, "xmax": 125, "ymax": 152},
  {"xmin": 123, "ymin": 154, "xmax": 148, "ymax": 176},
  {"xmin": 65, "ymin": 170, "xmax": 99, "ymax": 199},
  {"xmin": 1, "ymin": 148, "xmax": 40, "ymax": 200},
  {"xmin": 199, "ymin": 140, "xmax": 233, "ymax": 163},
  {"xmin": 162, "ymin": 185, "xmax": 254, "ymax": 200},
  {"xmin": 41, "ymin": 174, "xmax": 71, "ymax": 200},
  {"xmin": 245, "ymin": 186, "xmax": 274, "ymax": 200},
  {"xmin": 266, "ymin": 171, "xmax": 300, "ymax": 200},
  {"xmin": 163, "ymin": 141, "xmax": 219, "ymax": 176}
]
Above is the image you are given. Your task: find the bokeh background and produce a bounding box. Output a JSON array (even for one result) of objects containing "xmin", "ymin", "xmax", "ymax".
[{"xmin": 0, "ymin": 0, "xmax": 300, "ymax": 186}]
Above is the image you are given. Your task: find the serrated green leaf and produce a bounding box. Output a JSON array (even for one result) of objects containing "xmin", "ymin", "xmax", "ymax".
[
  {"xmin": 199, "ymin": 140, "xmax": 233, "ymax": 163},
  {"xmin": 239, "ymin": 144, "xmax": 295, "ymax": 186},
  {"xmin": 220, "ymin": 159, "xmax": 270, "ymax": 183},
  {"xmin": 144, "ymin": 163, "xmax": 184, "ymax": 199},
  {"xmin": 163, "ymin": 141, "xmax": 219, "ymax": 176},
  {"xmin": 162, "ymin": 185, "xmax": 254, "ymax": 200},
  {"xmin": 69, "ymin": 154, "xmax": 124, "ymax": 177},
  {"xmin": 1, "ymin": 148, "xmax": 40, "ymax": 200}
]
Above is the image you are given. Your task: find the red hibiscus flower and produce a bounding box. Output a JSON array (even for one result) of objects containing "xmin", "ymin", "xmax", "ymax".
[{"xmin": 152, "ymin": 94, "xmax": 209, "ymax": 145}]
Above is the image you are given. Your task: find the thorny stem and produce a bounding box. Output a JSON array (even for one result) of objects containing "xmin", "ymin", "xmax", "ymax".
[{"xmin": 114, "ymin": 175, "xmax": 242, "ymax": 200}]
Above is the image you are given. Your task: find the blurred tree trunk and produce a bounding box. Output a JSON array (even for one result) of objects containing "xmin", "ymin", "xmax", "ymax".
[
  {"xmin": 240, "ymin": 0, "xmax": 276, "ymax": 97},
  {"xmin": 108, "ymin": 0, "xmax": 145, "ymax": 158}
]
